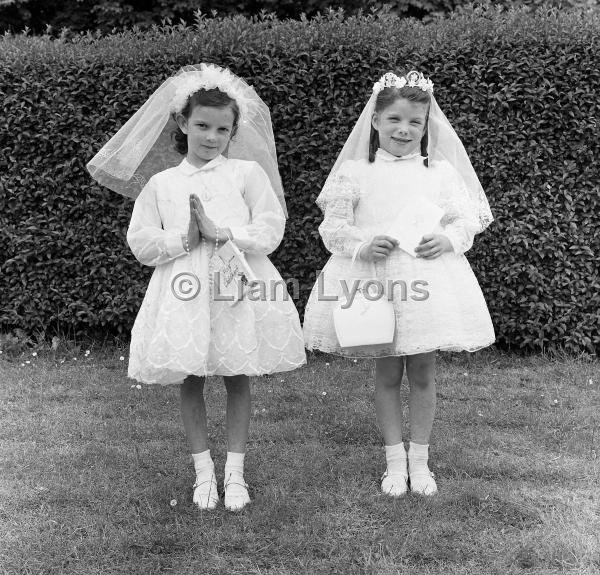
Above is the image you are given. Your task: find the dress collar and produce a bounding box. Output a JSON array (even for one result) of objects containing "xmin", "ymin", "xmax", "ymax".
[
  {"xmin": 375, "ymin": 148, "xmax": 422, "ymax": 162},
  {"xmin": 178, "ymin": 155, "xmax": 227, "ymax": 175}
]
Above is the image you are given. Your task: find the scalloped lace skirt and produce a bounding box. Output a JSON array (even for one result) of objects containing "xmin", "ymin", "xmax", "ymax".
[
  {"xmin": 303, "ymin": 250, "xmax": 495, "ymax": 357},
  {"xmin": 128, "ymin": 249, "xmax": 306, "ymax": 384}
]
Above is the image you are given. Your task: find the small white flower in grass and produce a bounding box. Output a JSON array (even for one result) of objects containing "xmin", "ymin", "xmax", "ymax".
[
  {"xmin": 32, "ymin": 352, "xmax": 37, "ymax": 357},
  {"xmin": 25, "ymin": 360, "xmax": 30, "ymax": 364},
  {"xmin": 477, "ymin": 412, "xmax": 483, "ymax": 417},
  {"xmin": 589, "ymin": 378, "xmax": 594, "ymax": 385},
  {"xmin": 136, "ymin": 385, "xmax": 142, "ymax": 390},
  {"xmin": 0, "ymin": 350, "xmax": 3, "ymax": 354},
  {"xmin": 553, "ymin": 399, "xmax": 558, "ymax": 404},
  {"xmin": 20, "ymin": 363, "xmax": 25, "ymax": 367},
  {"xmin": 353, "ymin": 359, "xmax": 357, "ymax": 363},
  {"xmin": 170, "ymin": 499, "xmax": 177, "ymax": 507},
  {"xmin": 325, "ymin": 362, "xmax": 330, "ymax": 367},
  {"xmin": 322, "ymin": 391, "xmax": 327, "ymax": 396},
  {"xmin": 463, "ymin": 372, "xmax": 468, "ymax": 376},
  {"xmin": 119, "ymin": 356, "xmax": 125, "ymax": 361},
  {"xmin": 73, "ymin": 357, "xmax": 77, "ymax": 361},
  {"xmin": 130, "ymin": 385, "xmax": 135, "ymax": 388}
]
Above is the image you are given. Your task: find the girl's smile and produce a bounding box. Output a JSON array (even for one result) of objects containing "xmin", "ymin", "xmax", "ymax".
[{"xmin": 372, "ymin": 98, "xmax": 429, "ymax": 157}]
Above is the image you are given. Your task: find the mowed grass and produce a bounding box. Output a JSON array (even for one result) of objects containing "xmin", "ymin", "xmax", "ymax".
[{"xmin": 0, "ymin": 347, "xmax": 598, "ymax": 575}]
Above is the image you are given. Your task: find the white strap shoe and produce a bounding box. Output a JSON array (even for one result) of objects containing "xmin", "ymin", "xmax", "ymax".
[
  {"xmin": 224, "ymin": 473, "xmax": 251, "ymax": 511},
  {"xmin": 381, "ymin": 470, "xmax": 409, "ymax": 498},
  {"xmin": 192, "ymin": 473, "xmax": 219, "ymax": 510},
  {"xmin": 409, "ymin": 470, "xmax": 438, "ymax": 496}
]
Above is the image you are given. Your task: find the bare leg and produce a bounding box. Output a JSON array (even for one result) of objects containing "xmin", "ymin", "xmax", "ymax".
[
  {"xmin": 224, "ymin": 374, "xmax": 251, "ymax": 453},
  {"xmin": 180, "ymin": 374, "xmax": 208, "ymax": 453},
  {"xmin": 180, "ymin": 375, "xmax": 218, "ymax": 509},
  {"xmin": 406, "ymin": 352, "xmax": 436, "ymax": 444},
  {"xmin": 376, "ymin": 357, "xmax": 409, "ymax": 497},
  {"xmin": 223, "ymin": 374, "xmax": 251, "ymax": 510},
  {"xmin": 406, "ymin": 352, "xmax": 438, "ymax": 495},
  {"xmin": 375, "ymin": 356, "xmax": 405, "ymax": 445}
]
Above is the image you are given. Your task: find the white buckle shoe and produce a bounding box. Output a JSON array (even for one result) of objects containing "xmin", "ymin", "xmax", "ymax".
[
  {"xmin": 381, "ymin": 470, "xmax": 409, "ymax": 498},
  {"xmin": 409, "ymin": 470, "xmax": 438, "ymax": 496},
  {"xmin": 224, "ymin": 473, "xmax": 251, "ymax": 511},
  {"xmin": 192, "ymin": 473, "xmax": 219, "ymax": 510}
]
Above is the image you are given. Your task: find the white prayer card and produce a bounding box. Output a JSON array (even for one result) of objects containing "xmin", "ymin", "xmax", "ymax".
[{"xmin": 386, "ymin": 198, "xmax": 445, "ymax": 257}]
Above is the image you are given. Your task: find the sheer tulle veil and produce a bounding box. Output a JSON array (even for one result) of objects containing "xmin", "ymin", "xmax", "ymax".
[
  {"xmin": 318, "ymin": 71, "xmax": 493, "ymax": 233},
  {"xmin": 86, "ymin": 63, "xmax": 287, "ymax": 217}
]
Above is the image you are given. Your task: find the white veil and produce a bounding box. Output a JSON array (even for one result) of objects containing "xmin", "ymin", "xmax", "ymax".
[
  {"xmin": 86, "ymin": 63, "xmax": 287, "ymax": 217},
  {"xmin": 319, "ymin": 72, "xmax": 493, "ymax": 233}
]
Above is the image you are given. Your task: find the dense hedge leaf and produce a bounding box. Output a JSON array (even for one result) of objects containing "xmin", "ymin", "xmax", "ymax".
[
  {"xmin": 1, "ymin": 7, "xmax": 599, "ymax": 353},
  {"xmin": 1, "ymin": 0, "xmax": 593, "ymax": 34}
]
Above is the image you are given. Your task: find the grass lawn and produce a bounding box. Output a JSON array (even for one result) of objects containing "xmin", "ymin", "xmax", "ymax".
[{"xmin": 0, "ymin": 346, "xmax": 598, "ymax": 574}]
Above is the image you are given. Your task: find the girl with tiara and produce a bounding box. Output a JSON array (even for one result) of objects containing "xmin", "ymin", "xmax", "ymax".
[
  {"xmin": 87, "ymin": 64, "xmax": 306, "ymax": 511},
  {"xmin": 303, "ymin": 71, "xmax": 495, "ymax": 497}
]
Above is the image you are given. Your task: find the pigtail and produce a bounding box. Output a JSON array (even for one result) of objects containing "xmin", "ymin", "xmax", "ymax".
[
  {"xmin": 421, "ymin": 116, "xmax": 429, "ymax": 167},
  {"xmin": 368, "ymin": 127, "xmax": 379, "ymax": 163}
]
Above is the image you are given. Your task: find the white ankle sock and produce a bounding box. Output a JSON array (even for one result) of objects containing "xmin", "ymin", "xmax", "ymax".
[
  {"xmin": 192, "ymin": 449, "xmax": 214, "ymax": 477},
  {"xmin": 381, "ymin": 443, "xmax": 408, "ymax": 497},
  {"xmin": 191, "ymin": 450, "xmax": 218, "ymax": 510},
  {"xmin": 224, "ymin": 452, "xmax": 250, "ymax": 511},
  {"xmin": 384, "ymin": 442, "xmax": 407, "ymax": 476},
  {"xmin": 408, "ymin": 441, "xmax": 437, "ymax": 495},
  {"xmin": 224, "ymin": 451, "xmax": 245, "ymax": 477}
]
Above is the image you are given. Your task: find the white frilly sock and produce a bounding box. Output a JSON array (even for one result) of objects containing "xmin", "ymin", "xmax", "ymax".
[
  {"xmin": 408, "ymin": 442, "xmax": 437, "ymax": 496},
  {"xmin": 224, "ymin": 451, "xmax": 250, "ymax": 511},
  {"xmin": 381, "ymin": 442, "xmax": 408, "ymax": 497}
]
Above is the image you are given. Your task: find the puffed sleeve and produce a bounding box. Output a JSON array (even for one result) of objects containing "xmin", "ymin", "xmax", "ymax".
[
  {"xmin": 438, "ymin": 163, "xmax": 480, "ymax": 255},
  {"xmin": 316, "ymin": 163, "xmax": 368, "ymax": 259},
  {"xmin": 228, "ymin": 162, "xmax": 286, "ymax": 255},
  {"xmin": 126, "ymin": 177, "xmax": 189, "ymax": 267}
]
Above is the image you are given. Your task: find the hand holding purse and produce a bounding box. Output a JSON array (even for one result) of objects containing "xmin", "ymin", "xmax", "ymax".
[{"xmin": 333, "ymin": 255, "xmax": 395, "ymax": 350}]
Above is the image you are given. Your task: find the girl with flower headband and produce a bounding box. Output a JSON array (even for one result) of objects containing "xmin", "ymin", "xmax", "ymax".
[
  {"xmin": 87, "ymin": 63, "xmax": 306, "ymax": 511},
  {"xmin": 304, "ymin": 70, "xmax": 495, "ymax": 497}
]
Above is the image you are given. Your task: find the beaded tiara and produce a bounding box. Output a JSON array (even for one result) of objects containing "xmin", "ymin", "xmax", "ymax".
[{"xmin": 372, "ymin": 70, "xmax": 434, "ymax": 95}]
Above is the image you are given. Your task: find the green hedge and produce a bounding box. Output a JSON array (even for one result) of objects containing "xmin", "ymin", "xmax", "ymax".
[
  {"xmin": 1, "ymin": 0, "xmax": 591, "ymax": 34},
  {"xmin": 1, "ymin": 7, "xmax": 599, "ymax": 353}
]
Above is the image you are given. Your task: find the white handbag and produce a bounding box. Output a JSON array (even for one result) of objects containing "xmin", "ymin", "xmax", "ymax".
[{"xmin": 333, "ymin": 263, "xmax": 396, "ymax": 350}]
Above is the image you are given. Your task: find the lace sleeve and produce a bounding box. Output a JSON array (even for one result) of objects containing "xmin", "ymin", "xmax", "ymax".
[
  {"xmin": 316, "ymin": 170, "xmax": 367, "ymax": 258},
  {"xmin": 438, "ymin": 163, "xmax": 481, "ymax": 255},
  {"xmin": 126, "ymin": 178, "xmax": 189, "ymax": 267}
]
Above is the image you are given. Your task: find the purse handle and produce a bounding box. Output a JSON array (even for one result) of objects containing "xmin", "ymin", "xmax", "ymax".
[{"xmin": 350, "ymin": 241, "xmax": 381, "ymax": 295}]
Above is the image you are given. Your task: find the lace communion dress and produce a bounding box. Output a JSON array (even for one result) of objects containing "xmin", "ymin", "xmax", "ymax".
[
  {"xmin": 127, "ymin": 155, "xmax": 306, "ymax": 384},
  {"xmin": 303, "ymin": 149, "xmax": 496, "ymax": 357}
]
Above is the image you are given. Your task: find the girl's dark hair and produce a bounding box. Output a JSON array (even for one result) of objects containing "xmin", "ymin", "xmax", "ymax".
[
  {"xmin": 172, "ymin": 88, "xmax": 240, "ymax": 155},
  {"xmin": 368, "ymin": 86, "xmax": 431, "ymax": 166}
]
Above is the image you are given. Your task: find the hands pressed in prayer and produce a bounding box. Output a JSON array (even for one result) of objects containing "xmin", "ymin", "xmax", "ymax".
[
  {"xmin": 415, "ymin": 234, "xmax": 453, "ymax": 259},
  {"xmin": 189, "ymin": 194, "xmax": 230, "ymax": 243},
  {"xmin": 185, "ymin": 197, "xmax": 202, "ymax": 251}
]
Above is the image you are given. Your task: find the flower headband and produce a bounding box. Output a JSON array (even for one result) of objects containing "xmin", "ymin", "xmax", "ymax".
[
  {"xmin": 372, "ymin": 70, "xmax": 434, "ymax": 95},
  {"xmin": 169, "ymin": 64, "xmax": 250, "ymax": 120}
]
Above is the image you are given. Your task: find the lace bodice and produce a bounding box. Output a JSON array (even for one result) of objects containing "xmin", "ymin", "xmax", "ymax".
[{"xmin": 317, "ymin": 153, "xmax": 481, "ymax": 257}]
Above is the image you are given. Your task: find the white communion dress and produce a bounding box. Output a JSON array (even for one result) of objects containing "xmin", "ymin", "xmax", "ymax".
[
  {"xmin": 126, "ymin": 155, "xmax": 306, "ymax": 384},
  {"xmin": 303, "ymin": 149, "xmax": 496, "ymax": 357}
]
